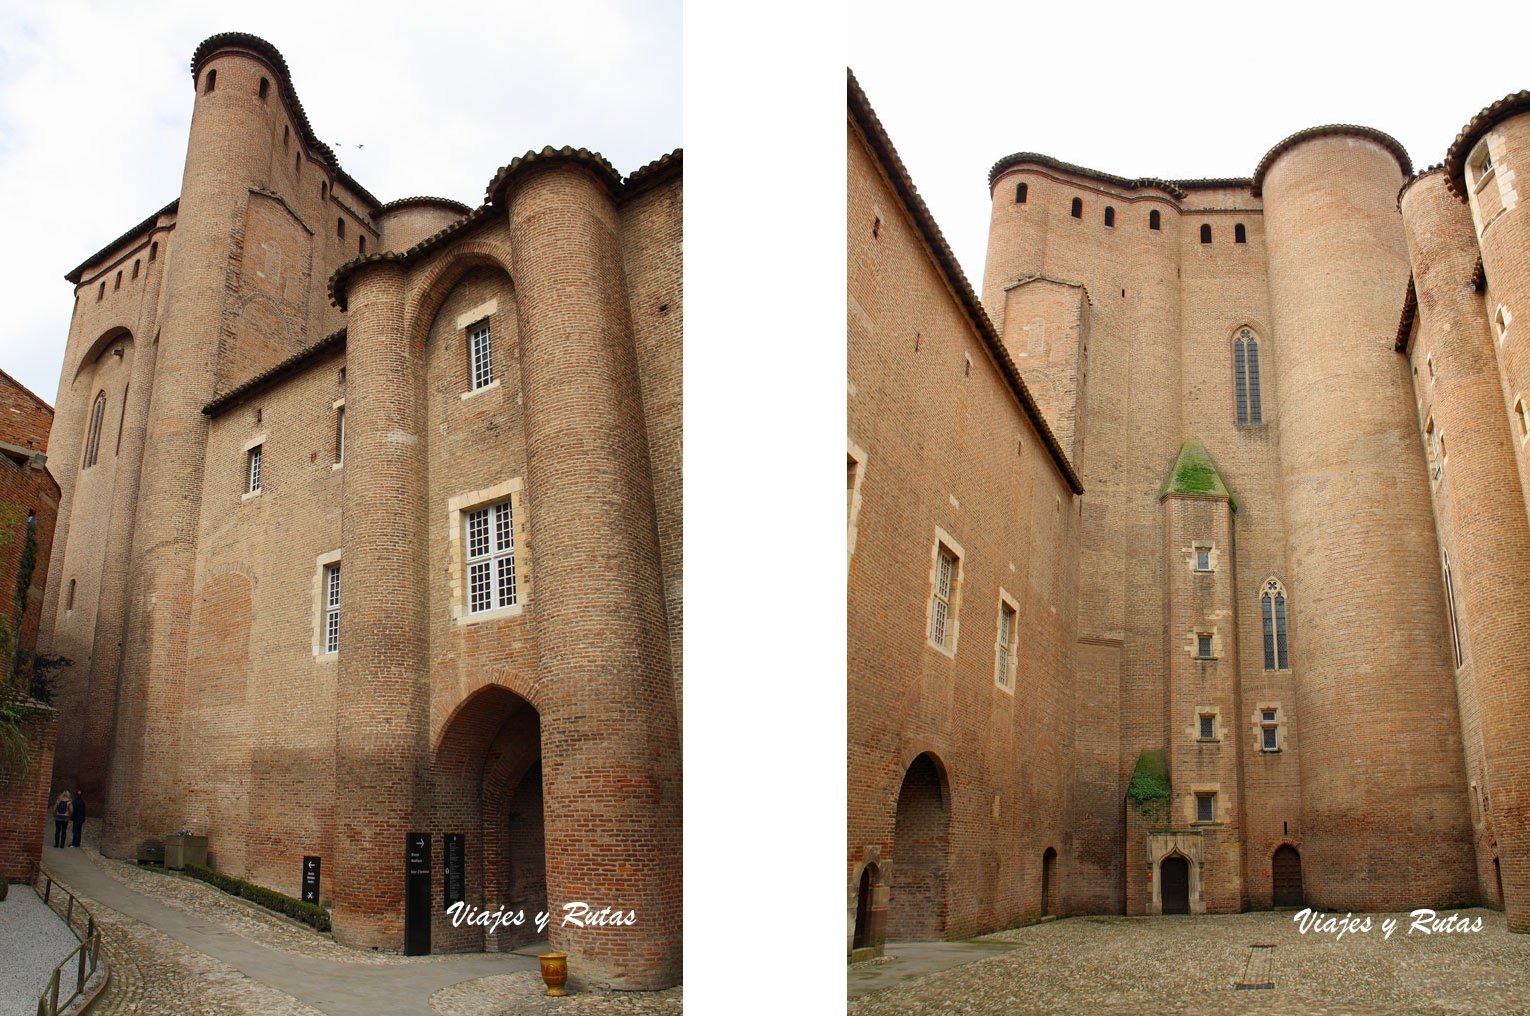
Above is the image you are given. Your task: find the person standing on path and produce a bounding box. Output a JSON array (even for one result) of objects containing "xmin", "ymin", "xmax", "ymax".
[
  {"xmin": 51, "ymin": 791, "xmax": 71, "ymax": 848},
  {"xmin": 70, "ymin": 789, "xmax": 87, "ymax": 847}
]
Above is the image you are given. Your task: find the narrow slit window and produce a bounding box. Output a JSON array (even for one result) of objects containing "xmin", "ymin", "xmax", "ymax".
[
  {"xmin": 204, "ymin": 69, "xmax": 216, "ymax": 94},
  {"xmin": 1515, "ymin": 398, "xmax": 1529, "ymax": 439},
  {"xmin": 82, "ymin": 392, "xmax": 106, "ymax": 467},
  {"xmin": 466, "ymin": 500, "xmax": 517, "ymax": 612},
  {"xmin": 115, "ymin": 271, "xmax": 122, "ymax": 290},
  {"xmin": 469, "ymin": 320, "xmax": 494, "ymax": 390},
  {"xmin": 1235, "ymin": 223, "xmax": 1247, "ymax": 243},
  {"xmin": 1442, "ymin": 551, "xmax": 1463, "ymax": 668},
  {"xmin": 1200, "ymin": 224, "xmax": 1212, "ymax": 244},
  {"xmin": 247, "ymin": 444, "xmax": 263, "ymax": 493},
  {"xmin": 149, "ymin": 241, "xmax": 158, "ymax": 262},
  {"xmin": 258, "ymin": 77, "xmax": 269, "ymax": 100},
  {"xmin": 115, "ymin": 383, "xmax": 129, "ymax": 455},
  {"xmin": 132, "ymin": 260, "xmax": 140, "ymax": 279},
  {"xmin": 337, "ymin": 217, "xmax": 345, "ymax": 239},
  {"xmin": 66, "ymin": 579, "xmax": 75, "ymax": 611},
  {"xmin": 1070, "ymin": 197, "xmax": 1083, "ymax": 218},
  {"xmin": 1149, "ymin": 209, "xmax": 1161, "ymax": 230},
  {"xmin": 359, "ymin": 235, "xmax": 366, "ymax": 254},
  {"xmin": 321, "ymin": 182, "xmax": 328, "ymax": 202},
  {"xmin": 1015, "ymin": 182, "xmax": 1028, "ymax": 204},
  {"xmin": 334, "ymin": 404, "xmax": 345, "ymax": 464},
  {"xmin": 1104, "ymin": 206, "xmax": 1115, "ymax": 227}
]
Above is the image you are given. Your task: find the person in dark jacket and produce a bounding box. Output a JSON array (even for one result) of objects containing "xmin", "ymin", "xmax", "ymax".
[
  {"xmin": 70, "ymin": 789, "xmax": 87, "ymax": 847},
  {"xmin": 52, "ymin": 791, "xmax": 71, "ymax": 848}
]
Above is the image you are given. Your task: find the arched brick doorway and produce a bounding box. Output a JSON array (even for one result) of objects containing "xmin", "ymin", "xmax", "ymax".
[
  {"xmin": 1160, "ymin": 855, "xmax": 1190, "ymax": 915},
  {"xmin": 888, "ymin": 753, "xmax": 950, "ymax": 940},
  {"xmin": 432, "ymin": 685, "xmax": 545, "ymax": 952},
  {"xmin": 1272, "ymin": 845, "xmax": 1303, "ymax": 908},
  {"xmin": 1041, "ymin": 847, "xmax": 1057, "ymax": 916}
]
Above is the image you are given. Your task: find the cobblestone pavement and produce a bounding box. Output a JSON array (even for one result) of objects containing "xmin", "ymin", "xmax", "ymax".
[
  {"xmin": 849, "ymin": 910, "xmax": 1530, "ymax": 1015},
  {"xmin": 43, "ymin": 843, "xmax": 678, "ymax": 1015},
  {"xmin": 430, "ymin": 972, "xmax": 682, "ymax": 1014}
]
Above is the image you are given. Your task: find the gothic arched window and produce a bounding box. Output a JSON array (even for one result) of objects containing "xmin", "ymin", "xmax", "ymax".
[
  {"xmin": 1234, "ymin": 327, "xmax": 1263, "ymax": 425},
  {"xmin": 83, "ymin": 391, "xmax": 107, "ymax": 468},
  {"xmin": 1261, "ymin": 578, "xmax": 1289, "ymax": 670}
]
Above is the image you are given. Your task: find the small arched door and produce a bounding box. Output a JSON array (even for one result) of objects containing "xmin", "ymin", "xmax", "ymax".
[
  {"xmin": 1041, "ymin": 848, "xmax": 1057, "ymax": 916},
  {"xmin": 1272, "ymin": 845, "xmax": 1303, "ymax": 908},
  {"xmin": 1160, "ymin": 856, "xmax": 1190, "ymax": 915},
  {"xmin": 853, "ymin": 866, "xmax": 873, "ymax": 949}
]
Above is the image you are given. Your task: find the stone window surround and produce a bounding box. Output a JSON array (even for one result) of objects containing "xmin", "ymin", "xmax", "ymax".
[
  {"xmin": 459, "ymin": 298, "xmax": 499, "ymax": 398},
  {"xmin": 448, "ymin": 478, "xmax": 528, "ymax": 626},
  {"xmin": 993, "ymin": 587, "xmax": 1019, "ymax": 695},
  {"xmin": 1257, "ymin": 702, "xmax": 1282, "ymax": 753},
  {"xmin": 1190, "ymin": 787, "xmax": 1220, "ymax": 826},
  {"xmin": 848, "ymin": 438, "xmax": 868, "ymax": 566},
  {"xmin": 241, "ymin": 433, "xmax": 267, "ymax": 501},
  {"xmin": 1467, "ymin": 134, "xmax": 1517, "ymax": 236},
  {"xmin": 311, "ymin": 548, "xmax": 341, "ymax": 659},
  {"xmin": 925, "ymin": 527, "xmax": 965, "ymax": 658},
  {"xmin": 1196, "ymin": 706, "xmax": 1220, "ymax": 743}
]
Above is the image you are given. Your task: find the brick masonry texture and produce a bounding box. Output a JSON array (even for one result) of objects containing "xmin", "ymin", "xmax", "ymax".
[
  {"xmin": 848, "ymin": 72, "xmax": 1530, "ymax": 952},
  {"xmin": 38, "ymin": 33, "xmax": 682, "ymax": 990}
]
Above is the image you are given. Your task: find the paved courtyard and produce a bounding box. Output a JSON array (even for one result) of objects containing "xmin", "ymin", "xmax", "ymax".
[
  {"xmin": 37, "ymin": 827, "xmax": 680, "ymax": 1015},
  {"xmin": 849, "ymin": 910, "xmax": 1530, "ymax": 1014}
]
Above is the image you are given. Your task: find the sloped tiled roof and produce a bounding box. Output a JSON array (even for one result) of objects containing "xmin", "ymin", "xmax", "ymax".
[{"xmin": 1444, "ymin": 90, "xmax": 1530, "ymax": 201}]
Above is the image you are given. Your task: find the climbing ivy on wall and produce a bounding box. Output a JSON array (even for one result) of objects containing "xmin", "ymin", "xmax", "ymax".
[{"xmin": 1127, "ymin": 749, "xmax": 1172, "ymax": 815}]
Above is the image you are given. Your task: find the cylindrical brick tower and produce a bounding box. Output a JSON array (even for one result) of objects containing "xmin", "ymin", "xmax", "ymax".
[
  {"xmin": 498, "ymin": 152, "xmax": 682, "ymax": 989},
  {"xmin": 1442, "ymin": 93, "xmax": 1530, "ymax": 932},
  {"xmin": 333, "ymin": 259, "xmax": 431, "ymax": 949},
  {"xmin": 1259, "ymin": 128, "xmax": 1476, "ymax": 909},
  {"xmin": 104, "ymin": 37, "xmax": 282, "ymax": 855}
]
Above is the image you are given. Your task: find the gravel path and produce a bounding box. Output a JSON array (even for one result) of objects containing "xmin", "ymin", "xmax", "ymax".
[
  {"xmin": 0, "ymin": 883, "xmax": 92, "ymax": 1014},
  {"xmin": 850, "ymin": 910, "xmax": 1530, "ymax": 1015},
  {"xmin": 430, "ymin": 972, "xmax": 682, "ymax": 1014}
]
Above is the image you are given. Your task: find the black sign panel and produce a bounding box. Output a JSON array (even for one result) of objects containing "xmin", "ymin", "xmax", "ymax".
[
  {"xmin": 444, "ymin": 834, "xmax": 465, "ymax": 909},
  {"xmin": 405, "ymin": 833, "xmax": 431, "ymax": 956},
  {"xmin": 301, "ymin": 856, "xmax": 321, "ymax": 905}
]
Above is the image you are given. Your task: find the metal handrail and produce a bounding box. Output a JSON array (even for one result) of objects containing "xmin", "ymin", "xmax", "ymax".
[{"xmin": 32, "ymin": 872, "xmax": 105, "ymax": 1016}]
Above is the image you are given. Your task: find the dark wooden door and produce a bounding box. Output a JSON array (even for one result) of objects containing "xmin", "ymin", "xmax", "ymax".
[
  {"xmin": 1161, "ymin": 856, "xmax": 1189, "ymax": 914},
  {"xmin": 1273, "ymin": 846, "xmax": 1303, "ymax": 907}
]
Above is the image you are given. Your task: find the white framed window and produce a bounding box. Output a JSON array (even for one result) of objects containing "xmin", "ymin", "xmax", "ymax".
[
  {"xmin": 247, "ymin": 444, "xmax": 263, "ymax": 493},
  {"xmin": 1195, "ymin": 793, "xmax": 1216, "ymax": 824},
  {"xmin": 926, "ymin": 531, "xmax": 964, "ymax": 655},
  {"xmin": 1193, "ymin": 544, "xmax": 1213, "ymax": 572},
  {"xmin": 467, "ymin": 500, "xmax": 517, "ymax": 613},
  {"xmin": 1469, "ymin": 140, "xmax": 1496, "ymax": 192},
  {"xmin": 469, "ymin": 319, "xmax": 494, "ymax": 390},
  {"xmin": 1260, "ymin": 708, "xmax": 1280, "ymax": 752},
  {"xmin": 324, "ymin": 563, "xmax": 341, "ymax": 653},
  {"xmin": 449, "ymin": 479, "xmax": 528, "ymax": 624},
  {"xmin": 1261, "ymin": 578, "xmax": 1290, "ymax": 671},
  {"xmin": 994, "ymin": 592, "xmax": 1018, "ymax": 692}
]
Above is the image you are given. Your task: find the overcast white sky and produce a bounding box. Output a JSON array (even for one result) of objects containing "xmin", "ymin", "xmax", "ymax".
[
  {"xmin": 0, "ymin": 0, "xmax": 680, "ymax": 405},
  {"xmin": 850, "ymin": 0, "xmax": 1530, "ymax": 294}
]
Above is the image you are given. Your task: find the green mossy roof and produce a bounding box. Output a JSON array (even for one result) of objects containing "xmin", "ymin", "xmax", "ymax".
[
  {"xmin": 1159, "ymin": 438, "xmax": 1237, "ymax": 511},
  {"xmin": 1126, "ymin": 749, "xmax": 1171, "ymax": 804}
]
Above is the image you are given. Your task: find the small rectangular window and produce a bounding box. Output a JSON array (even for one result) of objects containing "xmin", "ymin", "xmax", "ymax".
[
  {"xmin": 1196, "ymin": 634, "xmax": 1213, "ymax": 659},
  {"xmin": 466, "ymin": 500, "xmax": 517, "ymax": 612},
  {"xmin": 247, "ymin": 445, "xmax": 263, "ymax": 493},
  {"xmin": 1263, "ymin": 726, "xmax": 1278, "ymax": 751},
  {"xmin": 1194, "ymin": 547, "xmax": 1211, "ymax": 572},
  {"xmin": 1199, "ymin": 714, "xmax": 1215, "ymax": 740},
  {"xmin": 324, "ymin": 563, "xmax": 341, "ymax": 654},
  {"xmin": 1196, "ymin": 794, "xmax": 1215, "ymax": 823},
  {"xmin": 469, "ymin": 321, "xmax": 494, "ymax": 390}
]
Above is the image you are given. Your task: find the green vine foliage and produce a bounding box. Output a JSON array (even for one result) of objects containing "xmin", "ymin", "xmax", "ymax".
[
  {"xmin": 0, "ymin": 505, "xmax": 45, "ymax": 778},
  {"xmin": 1127, "ymin": 749, "xmax": 1172, "ymax": 815}
]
